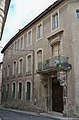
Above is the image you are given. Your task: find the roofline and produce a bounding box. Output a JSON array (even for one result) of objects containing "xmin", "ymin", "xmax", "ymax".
[
  {"xmin": 0, "ymin": 0, "xmax": 11, "ymax": 40},
  {"xmin": 1, "ymin": 0, "xmax": 64, "ymax": 53}
]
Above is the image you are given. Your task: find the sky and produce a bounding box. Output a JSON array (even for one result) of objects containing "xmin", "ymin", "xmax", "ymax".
[{"xmin": 0, "ymin": 0, "xmax": 56, "ymax": 62}]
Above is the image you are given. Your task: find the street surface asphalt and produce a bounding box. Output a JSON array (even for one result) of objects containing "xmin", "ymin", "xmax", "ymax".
[{"xmin": 0, "ymin": 108, "xmax": 58, "ymax": 120}]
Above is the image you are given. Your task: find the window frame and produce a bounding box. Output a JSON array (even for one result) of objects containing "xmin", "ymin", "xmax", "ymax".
[
  {"xmin": 14, "ymin": 40, "xmax": 18, "ymax": 53},
  {"xmin": 12, "ymin": 60, "xmax": 17, "ymax": 76},
  {"xmin": 26, "ymin": 54, "xmax": 32, "ymax": 74},
  {"xmin": 19, "ymin": 36, "xmax": 24, "ymax": 50},
  {"xmin": 36, "ymin": 22, "xmax": 43, "ymax": 41},
  {"xmin": 12, "ymin": 82, "xmax": 16, "ymax": 99},
  {"xmin": 27, "ymin": 29, "xmax": 32, "ymax": 46},
  {"xmin": 6, "ymin": 84, "xmax": 9, "ymax": 99},
  {"xmin": 7, "ymin": 64, "xmax": 10, "ymax": 77},
  {"xmin": 51, "ymin": 10, "xmax": 59, "ymax": 31},
  {"xmin": 35, "ymin": 48, "xmax": 43, "ymax": 71},
  {"xmin": 18, "ymin": 81, "xmax": 23, "ymax": 100},
  {"xmin": 51, "ymin": 42, "xmax": 60, "ymax": 57},
  {"xmin": 18, "ymin": 58, "xmax": 23, "ymax": 75},
  {"xmin": 76, "ymin": 10, "xmax": 79, "ymax": 18},
  {"xmin": 3, "ymin": 66, "xmax": 6, "ymax": 78},
  {"xmin": 25, "ymin": 80, "xmax": 32, "ymax": 101}
]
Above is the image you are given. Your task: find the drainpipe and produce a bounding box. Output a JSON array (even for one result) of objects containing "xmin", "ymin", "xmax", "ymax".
[{"xmin": 32, "ymin": 50, "xmax": 34, "ymax": 102}]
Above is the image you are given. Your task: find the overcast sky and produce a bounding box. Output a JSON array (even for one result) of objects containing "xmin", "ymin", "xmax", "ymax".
[{"xmin": 0, "ymin": 0, "xmax": 56, "ymax": 62}]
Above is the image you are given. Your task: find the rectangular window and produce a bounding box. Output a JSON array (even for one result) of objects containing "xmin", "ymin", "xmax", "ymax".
[
  {"xmin": 13, "ymin": 61, "xmax": 17, "ymax": 76},
  {"xmin": 27, "ymin": 30, "xmax": 32, "ymax": 45},
  {"xmin": 7, "ymin": 65, "xmax": 10, "ymax": 77},
  {"xmin": 20, "ymin": 60, "xmax": 22, "ymax": 74},
  {"xmin": 26, "ymin": 82, "xmax": 31, "ymax": 100},
  {"xmin": 26, "ymin": 55, "xmax": 31, "ymax": 74},
  {"xmin": 15, "ymin": 41, "xmax": 17, "ymax": 52},
  {"xmin": 3, "ymin": 67, "xmax": 6, "ymax": 78},
  {"xmin": 18, "ymin": 82, "xmax": 22, "ymax": 99},
  {"xmin": 37, "ymin": 50, "xmax": 42, "ymax": 63},
  {"xmin": 52, "ymin": 43, "xmax": 60, "ymax": 57},
  {"xmin": 52, "ymin": 13, "xmax": 58, "ymax": 30},
  {"xmin": 37, "ymin": 50, "xmax": 42, "ymax": 71},
  {"xmin": 12, "ymin": 83, "xmax": 16, "ymax": 99},
  {"xmin": 76, "ymin": 10, "xmax": 79, "ymax": 18},
  {"xmin": 3, "ymin": 85, "xmax": 6, "ymax": 99},
  {"xmin": 13, "ymin": 41, "xmax": 18, "ymax": 54},
  {"xmin": 6, "ymin": 84, "xmax": 9, "ymax": 99},
  {"xmin": 19, "ymin": 36, "xmax": 24, "ymax": 49},
  {"xmin": 28, "ymin": 56, "xmax": 31, "ymax": 73},
  {"xmin": 18, "ymin": 59, "xmax": 23, "ymax": 75},
  {"xmin": 37, "ymin": 23, "xmax": 43, "ymax": 39},
  {"xmin": 24, "ymin": 33, "xmax": 27, "ymax": 46}
]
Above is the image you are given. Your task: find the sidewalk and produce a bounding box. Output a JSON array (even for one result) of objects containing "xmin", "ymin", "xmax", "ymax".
[{"xmin": 1, "ymin": 107, "xmax": 79, "ymax": 120}]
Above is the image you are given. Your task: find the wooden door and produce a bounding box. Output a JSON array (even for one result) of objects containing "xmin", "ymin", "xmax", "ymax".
[{"xmin": 52, "ymin": 80, "xmax": 63, "ymax": 113}]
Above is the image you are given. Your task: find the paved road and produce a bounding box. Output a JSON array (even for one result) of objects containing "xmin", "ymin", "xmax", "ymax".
[{"xmin": 0, "ymin": 108, "xmax": 57, "ymax": 120}]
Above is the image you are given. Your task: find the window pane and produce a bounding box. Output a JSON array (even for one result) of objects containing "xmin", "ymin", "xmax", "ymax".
[
  {"xmin": 37, "ymin": 50, "xmax": 42, "ymax": 63},
  {"xmin": 19, "ymin": 59, "xmax": 23, "ymax": 74},
  {"xmin": 76, "ymin": 10, "xmax": 79, "ymax": 18},
  {"xmin": 52, "ymin": 43, "xmax": 60, "ymax": 57},
  {"xmin": 18, "ymin": 82, "xmax": 22, "ymax": 99},
  {"xmin": 27, "ymin": 56, "xmax": 31, "ymax": 73},
  {"xmin": 2, "ymin": 85, "xmax": 6, "ymax": 100},
  {"xmin": 37, "ymin": 24, "xmax": 42, "ymax": 39},
  {"xmin": 3, "ymin": 67, "xmax": 5, "ymax": 78},
  {"xmin": 28, "ymin": 31, "xmax": 32, "ymax": 45},
  {"xmin": 52, "ymin": 13, "xmax": 58, "ymax": 30},
  {"xmin": 13, "ymin": 61, "xmax": 17, "ymax": 75},
  {"xmin": 20, "ymin": 37, "xmax": 24, "ymax": 49},
  {"xmin": 13, "ymin": 83, "xmax": 15, "ymax": 99},
  {"xmin": 26, "ymin": 82, "xmax": 31, "ymax": 100},
  {"xmin": 6, "ymin": 84, "xmax": 9, "ymax": 99}
]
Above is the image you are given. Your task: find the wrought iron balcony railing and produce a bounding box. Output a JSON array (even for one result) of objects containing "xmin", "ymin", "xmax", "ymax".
[{"xmin": 38, "ymin": 56, "xmax": 71, "ymax": 72}]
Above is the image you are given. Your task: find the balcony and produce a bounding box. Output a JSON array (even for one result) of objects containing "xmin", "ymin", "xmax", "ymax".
[{"xmin": 37, "ymin": 56, "xmax": 71, "ymax": 73}]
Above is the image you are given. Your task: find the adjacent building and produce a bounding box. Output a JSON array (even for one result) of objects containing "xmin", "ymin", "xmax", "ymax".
[
  {"xmin": 1, "ymin": 0, "xmax": 79, "ymax": 117},
  {"xmin": 0, "ymin": 62, "xmax": 2, "ymax": 104},
  {"xmin": 0, "ymin": 0, "xmax": 11, "ymax": 40}
]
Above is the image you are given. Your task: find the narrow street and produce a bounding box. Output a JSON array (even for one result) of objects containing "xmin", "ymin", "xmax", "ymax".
[{"xmin": 0, "ymin": 108, "xmax": 58, "ymax": 120}]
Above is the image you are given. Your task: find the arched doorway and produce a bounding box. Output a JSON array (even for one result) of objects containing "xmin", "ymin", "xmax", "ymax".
[{"xmin": 52, "ymin": 79, "xmax": 63, "ymax": 113}]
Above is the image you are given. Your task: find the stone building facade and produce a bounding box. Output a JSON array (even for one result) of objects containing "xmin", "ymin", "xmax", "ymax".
[{"xmin": 1, "ymin": 0, "xmax": 79, "ymax": 117}]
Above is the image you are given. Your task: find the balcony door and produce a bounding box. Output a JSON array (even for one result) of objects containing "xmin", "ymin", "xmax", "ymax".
[{"xmin": 51, "ymin": 43, "xmax": 60, "ymax": 57}]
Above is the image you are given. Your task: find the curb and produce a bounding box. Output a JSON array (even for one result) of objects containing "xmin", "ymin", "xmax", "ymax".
[
  {"xmin": 0, "ymin": 107, "xmax": 39, "ymax": 116},
  {"xmin": 39, "ymin": 113, "xmax": 79, "ymax": 120}
]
